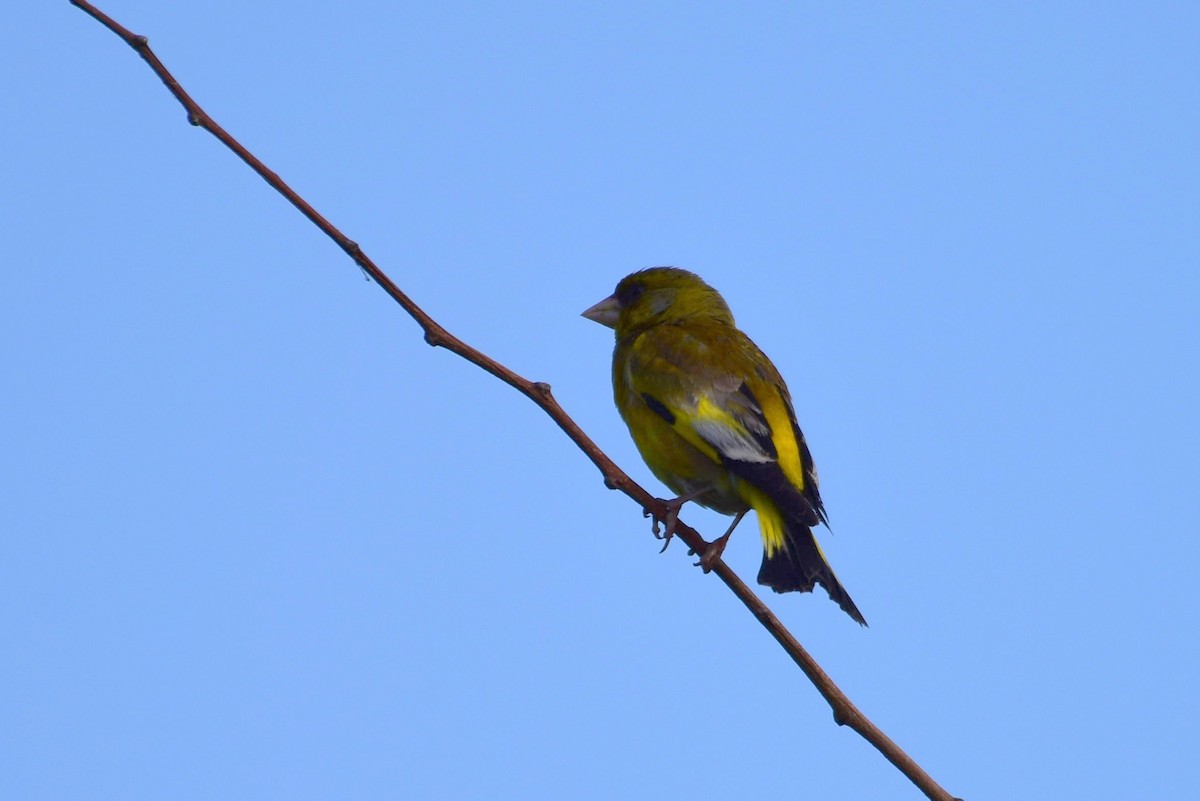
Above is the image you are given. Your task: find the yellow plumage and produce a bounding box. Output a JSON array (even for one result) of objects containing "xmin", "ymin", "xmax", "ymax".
[{"xmin": 583, "ymin": 267, "xmax": 866, "ymax": 625}]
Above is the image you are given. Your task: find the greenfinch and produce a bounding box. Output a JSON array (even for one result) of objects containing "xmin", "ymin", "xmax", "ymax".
[{"xmin": 583, "ymin": 267, "xmax": 866, "ymax": 625}]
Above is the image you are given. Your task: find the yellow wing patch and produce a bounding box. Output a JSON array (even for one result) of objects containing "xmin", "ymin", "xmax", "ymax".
[
  {"xmin": 755, "ymin": 389, "xmax": 806, "ymax": 493},
  {"xmin": 690, "ymin": 395, "xmax": 775, "ymax": 463}
]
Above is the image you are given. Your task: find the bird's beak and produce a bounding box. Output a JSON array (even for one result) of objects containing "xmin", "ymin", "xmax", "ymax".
[{"xmin": 581, "ymin": 294, "xmax": 620, "ymax": 329}]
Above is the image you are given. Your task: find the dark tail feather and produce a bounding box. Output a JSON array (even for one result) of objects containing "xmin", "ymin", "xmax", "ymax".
[{"xmin": 757, "ymin": 521, "xmax": 868, "ymax": 626}]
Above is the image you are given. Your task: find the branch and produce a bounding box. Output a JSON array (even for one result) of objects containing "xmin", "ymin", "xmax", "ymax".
[{"xmin": 68, "ymin": 3, "xmax": 961, "ymax": 800}]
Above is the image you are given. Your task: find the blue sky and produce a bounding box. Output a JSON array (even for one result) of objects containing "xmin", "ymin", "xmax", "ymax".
[{"xmin": 4, "ymin": 3, "xmax": 1198, "ymax": 799}]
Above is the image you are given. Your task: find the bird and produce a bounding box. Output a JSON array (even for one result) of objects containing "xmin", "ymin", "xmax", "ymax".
[{"xmin": 582, "ymin": 267, "xmax": 866, "ymax": 625}]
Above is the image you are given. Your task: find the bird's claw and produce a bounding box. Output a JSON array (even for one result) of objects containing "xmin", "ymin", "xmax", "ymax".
[
  {"xmin": 646, "ymin": 498, "xmax": 685, "ymax": 553},
  {"xmin": 693, "ymin": 532, "xmax": 732, "ymax": 573}
]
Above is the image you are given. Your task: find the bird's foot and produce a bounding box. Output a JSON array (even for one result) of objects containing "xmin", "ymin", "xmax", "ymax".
[
  {"xmin": 691, "ymin": 509, "xmax": 746, "ymax": 572},
  {"xmin": 647, "ymin": 489, "xmax": 706, "ymax": 553},
  {"xmin": 695, "ymin": 531, "xmax": 732, "ymax": 573},
  {"xmin": 648, "ymin": 498, "xmax": 683, "ymax": 553}
]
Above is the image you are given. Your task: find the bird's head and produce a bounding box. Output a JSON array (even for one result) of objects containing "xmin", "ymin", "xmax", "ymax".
[{"xmin": 582, "ymin": 267, "xmax": 734, "ymax": 338}]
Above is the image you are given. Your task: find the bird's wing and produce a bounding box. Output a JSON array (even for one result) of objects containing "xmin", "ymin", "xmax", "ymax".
[
  {"xmin": 623, "ymin": 326, "xmax": 770, "ymax": 458},
  {"xmin": 624, "ymin": 325, "xmax": 823, "ymax": 526}
]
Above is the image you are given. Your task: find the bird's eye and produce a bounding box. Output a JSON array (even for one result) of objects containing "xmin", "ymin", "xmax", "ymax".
[{"xmin": 617, "ymin": 282, "xmax": 645, "ymax": 307}]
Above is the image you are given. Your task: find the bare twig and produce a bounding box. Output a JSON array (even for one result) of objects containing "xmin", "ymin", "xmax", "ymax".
[{"xmin": 67, "ymin": 3, "xmax": 961, "ymax": 800}]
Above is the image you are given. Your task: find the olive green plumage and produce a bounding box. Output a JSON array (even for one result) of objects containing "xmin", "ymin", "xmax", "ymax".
[{"xmin": 583, "ymin": 267, "xmax": 866, "ymax": 625}]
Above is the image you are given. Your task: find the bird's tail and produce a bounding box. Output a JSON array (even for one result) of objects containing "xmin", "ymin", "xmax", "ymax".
[{"xmin": 757, "ymin": 519, "xmax": 868, "ymax": 626}]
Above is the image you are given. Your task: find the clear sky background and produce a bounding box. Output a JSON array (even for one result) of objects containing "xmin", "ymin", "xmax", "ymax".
[{"xmin": 3, "ymin": 3, "xmax": 1198, "ymax": 799}]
